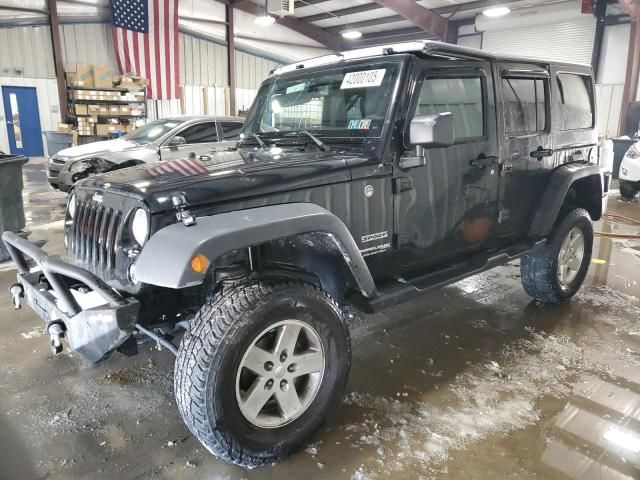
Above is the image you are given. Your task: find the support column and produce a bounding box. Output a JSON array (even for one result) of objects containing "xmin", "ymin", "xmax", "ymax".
[
  {"xmin": 48, "ymin": 0, "xmax": 68, "ymax": 120},
  {"xmin": 225, "ymin": 4, "xmax": 236, "ymax": 116},
  {"xmin": 620, "ymin": 19, "xmax": 640, "ymax": 136},
  {"xmin": 590, "ymin": 0, "xmax": 607, "ymax": 80}
]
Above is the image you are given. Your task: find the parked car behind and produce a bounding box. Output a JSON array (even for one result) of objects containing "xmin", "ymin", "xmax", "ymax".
[{"xmin": 47, "ymin": 115, "xmax": 244, "ymax": 191}]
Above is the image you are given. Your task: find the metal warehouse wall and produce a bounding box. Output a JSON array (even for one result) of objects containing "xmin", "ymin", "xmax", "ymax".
[
  {"xmin": 0, "ymin": 26, "xmax": 55, "ymax": 78},
  {"xmin": 60, "ymin": 23, "xmax": 118, "ymax": 70},
  {"xmin": 180, "ymin": 33, "xmax": 228, "ymax": 87}
]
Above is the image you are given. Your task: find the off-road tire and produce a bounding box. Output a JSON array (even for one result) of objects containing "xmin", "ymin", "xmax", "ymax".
[
  {"xmin": 520, "ymin": 208, "xmax": 593, "ymax": 304},
  {"xmin": 619, "ymin": 181, "xmax": 638, "ymax": 200},
  {"xmin": 174, "ymin": 280, "xmax": 351, "ymax": 467}
]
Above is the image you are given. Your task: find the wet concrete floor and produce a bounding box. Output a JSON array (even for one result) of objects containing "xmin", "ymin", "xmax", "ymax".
[{"xmin": 1, "ymin": 157, "xmax": 640, "ymax": 479}]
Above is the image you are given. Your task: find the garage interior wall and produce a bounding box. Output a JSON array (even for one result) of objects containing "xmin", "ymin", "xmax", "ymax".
[{"xmin": 0, "ymin": 22, "xmax": 282, "ymax": 153}]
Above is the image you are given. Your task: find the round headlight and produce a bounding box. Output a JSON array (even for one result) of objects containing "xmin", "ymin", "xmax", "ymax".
[
  {"xmin": 68, "ymin": 194, "xmax": 77, "ymax": 219},
  {"xmin": 131, "ymin": 208, "xmax": 149, "ymax": 246}
]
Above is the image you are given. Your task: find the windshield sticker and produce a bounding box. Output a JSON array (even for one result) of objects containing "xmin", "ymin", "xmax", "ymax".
[
  {"xmin": 286, "ymin": 82, "xmax": 306, "ymax": 94},
  {"xmin": 340, "ymin": 69, "xmax": 386, "ymax": 89},
  {"xmin": 348, "ymin": 119, "xmax": 372, "ymax": 130}
]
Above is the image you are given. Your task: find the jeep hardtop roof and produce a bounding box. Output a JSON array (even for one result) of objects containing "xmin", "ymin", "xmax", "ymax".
[{"xmin": 272, "ymin": 40, "xmax": 590, "ymax": 77}]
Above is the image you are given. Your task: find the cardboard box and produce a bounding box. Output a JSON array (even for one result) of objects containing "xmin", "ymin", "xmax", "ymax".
[
  {"xmin": 98, "ymin": 105, "xmax": 109, "ymax": 115},
  {"xmin": 120, "ymin": 105, "xmax": 130, "ymax": 115},
  {"xmin": 108, "ymin": 105, "xmax": 120, "ymax": 116},
  {"xmin": 93, "ymin": 65, "xmax": 113, "ymax": 88},
  {"xmin": 57, "ymin": 123, "xmax": 72, "ymax": 133},
  {"xmin": 74, "ymin": 104, "xmax": 88, "ymax": 116},
  {"xmin": 95, "ymin": 124, "xmax": 125, "ymax": 136},
  {"xmin": 76, "ymin": 64, "xmax": 94, "ymax": 87},
  {"xmin": 78, "ymin": 125, "xmax": 94, "ymax": 136},
  {"xmin": 88, "ymin": 104, "xmax": 100, "ymax": 116}
]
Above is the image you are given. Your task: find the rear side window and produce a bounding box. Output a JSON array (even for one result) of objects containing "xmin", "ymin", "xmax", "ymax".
[
  {"xmin": 178, "ymin": 122, "xmax": 219, "ymax": 144},
  {"xmin": 502, "ymin": 77, "xmax": 547, "ymax": 135},
  {"xmin": 416, "ymin": 77, "xmax": 484, "ymax": 140},
  {"xmin": 220, "ymin": 121, "xmax": 243, "ymax": 140},
  {"xmin": 556, "ymin": 73, "xmax": 593, "ymax": 130}
]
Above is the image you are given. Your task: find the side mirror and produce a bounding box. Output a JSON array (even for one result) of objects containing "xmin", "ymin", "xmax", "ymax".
[
  {"xmin": 167, "ymin": 136, "xmax": 186, "ymax": 147},
  {"xmin": 409, "ymin": 113, "xmax": 455, "ymax": 148}
]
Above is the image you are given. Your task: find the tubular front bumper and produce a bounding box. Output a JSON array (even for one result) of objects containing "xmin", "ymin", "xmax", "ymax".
[{"xmin": 2, "ymin": 231, "xmax": 139, "ymax": 362}]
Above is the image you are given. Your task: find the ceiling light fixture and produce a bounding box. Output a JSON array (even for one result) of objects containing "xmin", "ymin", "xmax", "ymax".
[
  {"xmin": 341, "ymin": 30, "xmax": 363, "ymax": 40},
  {"xmin": 254, "ymin": 0, "xmax": 275, "ymax": 26},
  {"xmin": 482, "ymin": 5, "xmax": 511, "ymax": 17},
  {"xmin": 254, "ymin": 15, "xmax": 275, "ymax": 26}
]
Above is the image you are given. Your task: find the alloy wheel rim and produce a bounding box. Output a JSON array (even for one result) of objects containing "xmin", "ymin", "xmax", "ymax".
[
  {"xmin": 557, "ymin": 227, "xmax": 585, "ymax": 289},
  {"xmin": 235, "ymin": 319, "xmax": 325, "ymax": 429}
]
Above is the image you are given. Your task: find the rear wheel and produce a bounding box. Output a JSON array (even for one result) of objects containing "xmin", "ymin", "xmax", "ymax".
[
  {"xmin": 620, "ymin": 181, "xmax": 638, "ymax": 199},
  {"xmin": 174, "ymin": 280, "xmax": 350, "ymax": 467},
  {"xmin": 520, "ymin": 208, "xmax": 593, "ymax": 304}
]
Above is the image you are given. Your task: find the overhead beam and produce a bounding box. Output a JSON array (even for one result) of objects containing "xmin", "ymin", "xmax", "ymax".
[
  {"xmin": 369, "ymin": 0, "xmax": 455, "ymax": 43},
  {"xmin": 326, "ymin": 14, "xmax": 406, "ymax": 33},
  {"xmin": 230, "ymin": 0, "xmax": 341, "ymax": 50},
  {"xmin": 0, "ymin": 5, "xmax": 48, "ymax": 15},
  {"xmin": 225, "ymin": 4, "xmax": 236, "ymax": 115},
  {"xmin": 300, "ymin": 3, "xmax": 381, "ymax": 23},
  {"xmin": 47, "ymin": 0, "xmax": 68, "ymax": 120}
]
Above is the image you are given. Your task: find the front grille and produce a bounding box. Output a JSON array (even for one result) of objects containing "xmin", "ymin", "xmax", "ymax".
[{"xmin": 70, "ymin": 201, "xmax": 123, "ymax": 278}]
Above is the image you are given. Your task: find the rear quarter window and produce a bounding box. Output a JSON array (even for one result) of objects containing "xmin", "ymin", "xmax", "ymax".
[{"xmin": 556, "ymin": 73, "xmax": 593, "ymax": 130}]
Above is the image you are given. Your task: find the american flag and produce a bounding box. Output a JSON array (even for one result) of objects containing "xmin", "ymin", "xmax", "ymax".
[
  {"xmin": 110, "ymin": 0, "xmax": 179, "ymax": 100},
  {"xmin": 148, "ymin": 158, "xmax": 209, "ymax": 178}
]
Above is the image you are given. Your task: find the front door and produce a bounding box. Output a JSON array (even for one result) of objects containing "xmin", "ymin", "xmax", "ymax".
[
  {"xmin": 393, "ymin": 60, "xmax": 500, "ymax": 271},
  {"xmin": 495, "ymin": 63, "xmax": 553, "ymax": 239},
  {"xmin": 2, "ymin": 86, "xmax": 44, "ymax": 156},
  {"xmin": 160, "ymin": 121, "xmax": 220, "ymax": 161}
]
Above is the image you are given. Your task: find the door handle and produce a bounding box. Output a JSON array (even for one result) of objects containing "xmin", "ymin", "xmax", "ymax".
[
  {"xmin": 469, "ymin": 155, "xmax": 498, "ymax": 168},
  {"xmin": 571, "ymin": 150, "xmax": 585, "ymax": 162},
  {"xmin": 530, "ymin": 147, "xmax": 553, "ymax": 160},
  {"xmin": 6, "ymin": 121, "xmax": 13, "ymax": 125}
]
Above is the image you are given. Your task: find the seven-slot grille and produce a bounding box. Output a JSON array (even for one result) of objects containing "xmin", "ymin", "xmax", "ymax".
[{"xmin": 69, "ymin": 200, "xmax": 123, "ymax": 276}]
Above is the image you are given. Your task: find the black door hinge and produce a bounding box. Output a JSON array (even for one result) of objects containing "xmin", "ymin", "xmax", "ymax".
[{"xmin": 393, "ymin": 177, "xmax": 414, "ymax": 194}]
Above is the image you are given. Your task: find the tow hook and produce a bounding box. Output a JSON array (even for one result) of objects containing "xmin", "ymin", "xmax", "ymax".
[
  {"xmin": 9, "ymin": 284, "xmax": 24, "ymax": 310},
  {"xmin": 47, "ymin": 322, "xmax": 65, "ymax": 355}
]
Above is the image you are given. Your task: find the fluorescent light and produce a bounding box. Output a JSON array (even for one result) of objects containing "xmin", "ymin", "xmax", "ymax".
[
  {"xmin": 254, "ymin": 15, "xmax": 275, "ymax": 26},
  {"xmin": 341, "ymin": 30, "xmax": 363, "ymax": 40},
  {"xmin": 482, "ymin": 6, "xmax": 511, "ymax": 17}
]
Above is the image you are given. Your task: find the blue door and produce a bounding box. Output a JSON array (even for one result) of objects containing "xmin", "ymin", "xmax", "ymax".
[{"xmin": 2, "ymin": 86, "xmax": 44, "ymax": 156}]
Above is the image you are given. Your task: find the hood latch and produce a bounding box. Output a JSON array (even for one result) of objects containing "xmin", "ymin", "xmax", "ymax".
[{"xmin": 172, "ymin": 193, "xmax": 196, "ymax": 226}]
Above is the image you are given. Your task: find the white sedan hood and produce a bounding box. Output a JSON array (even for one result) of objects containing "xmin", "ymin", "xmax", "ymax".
[{"xmin": 55, "ymin": 138, "xmax": 156, "ymax": 164}]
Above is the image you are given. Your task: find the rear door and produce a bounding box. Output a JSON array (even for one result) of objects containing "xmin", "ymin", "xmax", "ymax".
[
  {"xmin": 494, "ymin": 63, "xmax": 552, "ymax": 240},
  {"xmin": 160, "ymin": 121, "xmax": 219, "ymax": 160},
  {"xmin": 393, "ymin": 59, "xmax": 501, "ymax": 269},
  {"xmin": 2, "ymin": 86, "xmax": 44, "ymax": 156}
]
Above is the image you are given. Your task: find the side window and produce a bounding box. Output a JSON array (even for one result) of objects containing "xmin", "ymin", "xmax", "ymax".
[
  {"xmin": 502, "ymin": 77, "xmax": 547, "ymax": 135},
  {"xmin": 220, "ymin": 121, "xmax": 244, "ymax": 140},
  {"xmin": 177, "ymin": 122, "xmax": 218, "ymax": 144},
  {"xmin": 556, "ymin": 73, "xmax": 593, "ymax": 130},
  {"xmin": 416, "ymin": 76, "xmax": 484, "ymax": 140}
]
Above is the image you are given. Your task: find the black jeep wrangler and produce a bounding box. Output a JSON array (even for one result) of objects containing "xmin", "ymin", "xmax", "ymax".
[{"xmin": 3, "ymin": 41, "xmax": 609, "ymax": 467}]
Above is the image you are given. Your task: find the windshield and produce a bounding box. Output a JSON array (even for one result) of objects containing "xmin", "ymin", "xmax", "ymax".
[
  {"xmin": 125, "ymin": 119, "xmax": 183, "ymax": 144},
  {"xmin": 242, "ymin": 62, "xmax": 400, "ymax": 139}
]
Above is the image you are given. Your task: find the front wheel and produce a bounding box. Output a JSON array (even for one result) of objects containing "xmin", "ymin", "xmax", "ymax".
[
  {"xmin": 520, "ymin": 208, "xmax": 593, "ymax": 304},
  {"xmin": 174, "ymin": 280, "xmax": 351, "ymax": 467}
]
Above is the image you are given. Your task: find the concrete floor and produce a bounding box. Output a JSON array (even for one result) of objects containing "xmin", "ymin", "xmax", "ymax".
[{"xmin": 2, "ymin": 157, "xmax": 640, "ymax": 480}]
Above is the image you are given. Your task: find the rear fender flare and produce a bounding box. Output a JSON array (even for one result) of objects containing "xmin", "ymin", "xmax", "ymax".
[
  {"xmin": 529, "ymin": 163, "xmax": 604, "ymax": 237},
  {"xmin": 134, "ymin": 203, "xmax": 378, "ymax": 298}
]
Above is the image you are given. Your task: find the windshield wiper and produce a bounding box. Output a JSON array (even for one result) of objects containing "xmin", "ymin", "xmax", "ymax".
[{"xmin": 300, "ymin": 131, "xmax": 330, "ymax": 152}]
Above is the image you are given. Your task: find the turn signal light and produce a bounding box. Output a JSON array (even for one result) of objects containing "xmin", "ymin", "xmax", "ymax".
[{"xmin": 190, "ymin": 254, "xmax": 209, "ymax": 273}]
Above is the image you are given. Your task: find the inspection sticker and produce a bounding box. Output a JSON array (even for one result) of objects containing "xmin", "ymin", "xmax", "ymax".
[
  {"xmin": 341, "ymin": 69, "xmax": 386, "ymax": 89},
  {"xmin": 348, "ymin": 119, "xmax": 372, "ymax": 130}
]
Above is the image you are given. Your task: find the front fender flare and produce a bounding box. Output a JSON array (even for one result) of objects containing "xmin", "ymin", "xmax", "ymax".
[{"xmin": 134, "ymin": 203, "xmax": 378, "ymax": 297}]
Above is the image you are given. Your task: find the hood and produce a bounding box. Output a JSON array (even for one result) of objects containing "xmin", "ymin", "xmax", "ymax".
[
  {"xmin": 75, "ymin": 145, "xmax": 368, "ymax": 212},
  {"xmin": 55, "ymin": 138, "xmax": 153, "ymax": 161}
]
